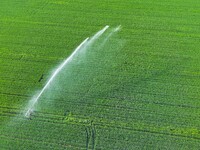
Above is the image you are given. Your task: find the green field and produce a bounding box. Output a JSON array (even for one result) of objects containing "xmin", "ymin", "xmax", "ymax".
[{"xmin": 1, "ymin": 0, "xmax": 200, "ymax": 149}]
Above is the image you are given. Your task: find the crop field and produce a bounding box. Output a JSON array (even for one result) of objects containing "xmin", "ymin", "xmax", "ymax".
[{"xmin": 0, "ymin": 0, "xmax": 200, "ymax": 149}]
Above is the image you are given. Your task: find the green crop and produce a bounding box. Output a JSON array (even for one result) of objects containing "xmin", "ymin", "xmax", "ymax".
[{"xmin": 0, "ymin": 0, "xmax": 200, "ymax": 149}]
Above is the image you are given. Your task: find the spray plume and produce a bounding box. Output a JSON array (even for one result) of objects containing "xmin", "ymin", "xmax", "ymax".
[{"xmin": 25, "ymin": 25, "xmax": 109, "ymax": 117}]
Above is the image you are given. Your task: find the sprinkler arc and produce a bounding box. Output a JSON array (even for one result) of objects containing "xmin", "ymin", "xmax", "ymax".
[{"xmin": 25, "ymin": 25, "xmax": 110, "ymax": 118}]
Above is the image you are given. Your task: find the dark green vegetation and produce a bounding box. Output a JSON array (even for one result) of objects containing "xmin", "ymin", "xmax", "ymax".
[{"xmin": 1, "ymin": 0, "xmax": 200, "ymax": 149}]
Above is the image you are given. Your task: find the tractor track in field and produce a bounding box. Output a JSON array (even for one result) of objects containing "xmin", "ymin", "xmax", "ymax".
[
  {"xmin": 1, "ymin": 89, "xmax": 199, "ymax": 110},
  {"xmin": 1, "ymin": 107, "xmax": 199, "ymax": 141},
  {"xmin": 2, "ymin": 118, "xmax": 198, "ymax": 150},
  {"xmin": 0, "ymin": 110, "xmax": 194, "ymax": 130},
  {"xmin": 0, "ymin": 97, "xmax": 199, "ymax": 124},
  {"xmin": 0, "ymin": 94, "xmax": 199, "ymax": 126},
  {"xmin": 0, "ymin": 54, "xmax": 58, "ymax": 63},
  {"xmin": 0, "ymin": 92, "xmax": 30, "ymax": 97}
]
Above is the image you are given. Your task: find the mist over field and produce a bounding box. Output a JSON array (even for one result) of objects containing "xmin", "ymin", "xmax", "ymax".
[{"xmin": 0, "ymin": 0, "xmax": 200, "ymax": 149}]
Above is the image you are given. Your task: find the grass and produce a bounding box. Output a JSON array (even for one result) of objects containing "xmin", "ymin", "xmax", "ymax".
[{"xmin": 1, "ymin": 0, "xmax": 200, "ymax": 149}]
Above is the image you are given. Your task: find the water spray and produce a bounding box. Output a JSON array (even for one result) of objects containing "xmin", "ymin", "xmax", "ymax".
[{"xmin": 25, "ymin": 25, "xmax": 110, "ymax": 118}]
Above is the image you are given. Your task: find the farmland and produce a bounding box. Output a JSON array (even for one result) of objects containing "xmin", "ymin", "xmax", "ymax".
[{"xmin": 0, "ymin": 0, "xmax": 200, "ymax": 149}]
